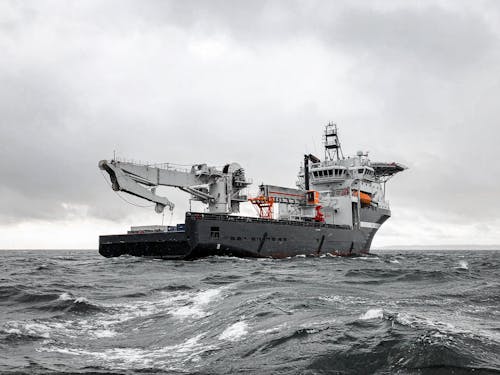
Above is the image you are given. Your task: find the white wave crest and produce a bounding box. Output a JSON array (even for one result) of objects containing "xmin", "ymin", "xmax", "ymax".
[
  {"xmin": 393, "ymin": 311, "xmax": 500, "ymax": 343},
  {"xmin": 219, "ymin": 321, "xmax": 249, "ymax": 342},
  {"xmin": 256, "ymin": 322, "xmax": 288, "ymax": 335},
  {"xmin": 170, "ymin": 288, "xmax": 223, "ymax": 320},
  {"xmin": 2, "ymin": 321, "xmax": 56, "ymax": 339},
  {"xmin": 319, "ymin": 295, "xmax": 368, "ymax": 305},
  {"xmin": 74, "ymin": 296, "xmax": 90, "ymax": 303},
  {"xmin": 57, "ymin": 292, "xmax": 90, "ymax": 304},
  {"xmin": 359, "ymin": 308, "xmax": 384, "ymax": 320},
  {"xmin": 37, "ymin": 333, "xmax": 213, "ymax": 371},
  {"xmin": 93, "ymin": 329, "xmax": 116, "ymax": 338},
  {"xmin": 57, "ymin": 292, "xmax": 73, "ymax": 301},
  {"xmin": 355, "ymin": 256, "xmax": 380, "ymax": 261}
]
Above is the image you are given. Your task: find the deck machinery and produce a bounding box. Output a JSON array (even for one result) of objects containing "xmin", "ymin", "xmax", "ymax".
[{"xmin": 98, "ymin": 124, "xmax": 406, "ymax": 259}]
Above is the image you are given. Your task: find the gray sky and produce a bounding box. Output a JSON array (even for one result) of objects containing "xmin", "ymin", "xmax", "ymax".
[{"xmin": 1, "ymin": 0, "xmax": 499, "ymax": 249}]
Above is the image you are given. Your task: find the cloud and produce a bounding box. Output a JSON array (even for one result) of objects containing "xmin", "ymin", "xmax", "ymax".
[{"xmin": 0, "ymin": 0, "xmax": 499, "ymax": 247}]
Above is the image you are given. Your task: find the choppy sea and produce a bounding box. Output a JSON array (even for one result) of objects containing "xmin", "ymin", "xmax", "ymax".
[{"xmin": 0, "ymin": 250, "xmax": 499, "ymax": 374}]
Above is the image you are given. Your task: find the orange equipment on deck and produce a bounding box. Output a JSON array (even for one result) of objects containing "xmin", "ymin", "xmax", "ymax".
[
  {"xmin": 249, "ymin": 196, "xmax": 274, "ymax": 219},
  {"xmin": 352, "ymin": 190, "xmax": 372, "ymax": 205},
  {"xmin": 306, "ymin": 190, "xmax": 319, "ymax": 205}
]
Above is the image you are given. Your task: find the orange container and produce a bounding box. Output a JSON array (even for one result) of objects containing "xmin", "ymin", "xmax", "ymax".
[{"xmin": 306, "ymin": 190, "xmax": 319, "ymax": 205}]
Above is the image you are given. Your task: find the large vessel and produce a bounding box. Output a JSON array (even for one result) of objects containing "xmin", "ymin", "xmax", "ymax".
[{"xmin": 98, "ymin": 124, "xmax": 406, "ymax": 259}]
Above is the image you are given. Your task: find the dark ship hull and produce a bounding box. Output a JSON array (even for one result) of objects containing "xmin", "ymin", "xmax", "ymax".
[{"xmin": 99, "ymin": 209, "xmax": 390, "ymax": 259}]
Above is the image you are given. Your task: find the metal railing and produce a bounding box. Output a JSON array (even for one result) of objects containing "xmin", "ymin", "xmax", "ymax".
[{"xmin": 186, "ymin": 212, "xmax": 351, "ymax": 230}]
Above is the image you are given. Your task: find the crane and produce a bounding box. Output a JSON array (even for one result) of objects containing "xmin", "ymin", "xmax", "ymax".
[{"xmin": 98, "ymin": 159, "xmax": 251, "ymax": 214}]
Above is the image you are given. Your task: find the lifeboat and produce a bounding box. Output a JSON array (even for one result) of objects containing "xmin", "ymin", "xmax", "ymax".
[{"xmin": 352, "ymin": 190, "xmax": 372, "ymax": 205}]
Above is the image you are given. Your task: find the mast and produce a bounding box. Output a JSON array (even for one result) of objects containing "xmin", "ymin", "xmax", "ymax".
[{"xmin": 324, "ymin": 122, "xmax": 343, "ymax": 161}]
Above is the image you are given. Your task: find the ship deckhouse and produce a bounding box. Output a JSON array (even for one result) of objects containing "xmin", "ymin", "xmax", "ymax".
[{"xmin": 280, "ymin": 123, "xmax": 405, "ymax": 228}]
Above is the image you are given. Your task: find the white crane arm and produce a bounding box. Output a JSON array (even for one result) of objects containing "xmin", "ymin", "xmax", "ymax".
[
  {"xmin": 99, "ymin": 160, "xmax": 176, "ymax": 213},
  {"xmin": 99, "ymin": 159, "xmax": 251, "ymax": 214}
]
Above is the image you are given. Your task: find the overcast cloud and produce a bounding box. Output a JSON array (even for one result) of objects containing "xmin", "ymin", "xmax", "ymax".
[{"xmin": 1, "ymin": 0, "xmax": 499, "ymax": 248}]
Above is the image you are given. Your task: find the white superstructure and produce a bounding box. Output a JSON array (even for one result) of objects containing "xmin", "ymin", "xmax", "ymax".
[{"xmin": 254, "ymin": 124, "xmax": 406, "ymax": 229}]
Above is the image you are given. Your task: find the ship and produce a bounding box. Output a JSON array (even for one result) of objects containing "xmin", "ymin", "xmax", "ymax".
[{"xmin": 98, "ymin": 124, "xmax": 406, "ymax": 259}]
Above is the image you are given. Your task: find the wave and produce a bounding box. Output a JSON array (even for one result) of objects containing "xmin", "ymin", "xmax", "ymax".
[
  {"xmin": 343, "ymin": 267, "xmax": 466, "ymax": 284},
  {"xmin": 219, "ymin": 321, "xmax": 249, "ymax": 342},
  {"xmin": 244, "ymin": 320, "xmax": 335, "ymax": 358},
  {"xmin": 151, "ymin": 284, "xmax": 193, "ymax": 292},
  {"xmin": 0, "ymin": 322, "xmax": 51, "ymax": 343},
  {"xmin": 201, "ymin": 274, "xmax": 244, "ymax": 285},
  {"xmin": 1, "ymin": 249, "xmax": 499, "ymax": 374},
  {"xmin": 0, "ymin": 285, "xmax": 59, "ymax": 304},
  {"xmin": 305, "ymin": 307, "xmax": 500, "ymax": 374},
  {"xmin": 37, "ymin": 333, "xmax": 216, "ymax": 372},
  {"xmin": 359, "ymin": 308, "xmax": 383, "ymax": 320},
  {"xmin": 0, "ymin": 285, "xmax": 104, "ymax": 314},
  {"xmin": 54, "ymin": 293, "xmax": 104, "ymax": 314}
]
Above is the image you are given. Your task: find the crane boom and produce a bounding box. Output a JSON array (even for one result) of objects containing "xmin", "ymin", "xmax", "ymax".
[{"xmin": 99, "ymin": 159, "xmax": 251, "ymax": 214}]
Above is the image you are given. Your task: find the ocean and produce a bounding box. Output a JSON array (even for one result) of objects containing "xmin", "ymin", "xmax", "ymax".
[{"xmin": 0, "ymin": 250, "xmax": 498, "ymax": 374}]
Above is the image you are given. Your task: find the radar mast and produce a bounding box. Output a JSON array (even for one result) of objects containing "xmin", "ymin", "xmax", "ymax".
[{"xmin": 324, "ymin": 122, "xmax": 343, "ymax": 161}]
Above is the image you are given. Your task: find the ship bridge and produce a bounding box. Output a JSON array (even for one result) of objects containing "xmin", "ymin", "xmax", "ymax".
[
  {"xmin": 310, "ymin": 163, "xmax": 347, "ymax": 184},
  {"xmin": 350, "ymin": 166, "xmax": 375, "ymax": 181}
]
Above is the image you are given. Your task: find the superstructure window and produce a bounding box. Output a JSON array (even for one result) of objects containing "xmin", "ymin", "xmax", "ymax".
[
  {"xmin": 210, "ymin": 226, "xmax": 220, "ymax": 240},
  {"xmin": 358, "ymin": 168, "xmax": 364, "ymax": 173}
]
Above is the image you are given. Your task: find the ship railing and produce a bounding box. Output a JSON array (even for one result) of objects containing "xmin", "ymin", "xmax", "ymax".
[
  {"xmin": 113, "ymin": 158, "xmax": 192, "ymax": 173},
  {"xmin": 186, "ymin": 212, "xmax": 351, "ymax": 230},
  {"xmin": 148, "ymin": 163, "xmax": 191, "ymax": 173},
  {"xmin": 378, "ymin": 201, "xmax": 390, "ymax": 210}
]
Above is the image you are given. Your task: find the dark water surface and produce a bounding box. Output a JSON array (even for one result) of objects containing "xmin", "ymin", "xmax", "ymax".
[{"xmin": 0, "ymin": 250, "xmax": 499, "ymax": 374}]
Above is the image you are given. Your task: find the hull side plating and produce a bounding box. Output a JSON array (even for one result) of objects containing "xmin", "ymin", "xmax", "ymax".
[{"xmin": 99, "ymin": 209, "xmax": 390, "ymax": 259}]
